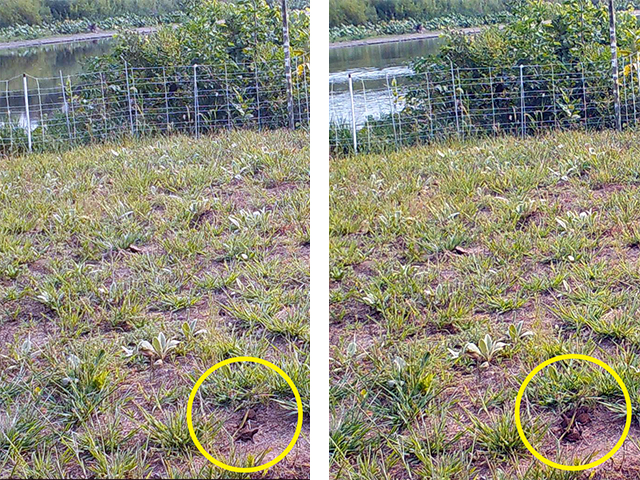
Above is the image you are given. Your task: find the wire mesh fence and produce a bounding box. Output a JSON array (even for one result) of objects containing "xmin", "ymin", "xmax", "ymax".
[
  {"xmin": 0, "ymin": 56, "xmax": 310, "ymax": 155},
  {"xmin": 330, "ymin": 54, "xmax": 639, "ymax": 154}
]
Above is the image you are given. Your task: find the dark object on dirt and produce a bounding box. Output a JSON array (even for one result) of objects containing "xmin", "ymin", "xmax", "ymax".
[
  {"xmin": 235, "ymin": 427, "xmax": 259, "ymax": 442},
  {"xmin": 415, "ymin": 24, "xmax": 425, "ymax": 33},
  {"xmin": 575, "ymin": 406, "xmax": 591, "ymax": 425},
  {"xmin": 559, "ymin": 414, "xmax": 570, "ymax": 430},
  {"xmin": 558, "ymin": 406, "xmax": 591, "ymax": 443},
  {"xmin": 89, "ymin": 23, "xmax": 98, "ymax": 33},
  {"xmin": 234, "ymin": 408, "xmax": 259, "ymax": 442},
  {"xmin": 565, "ymin": 430, "xmax": 582, "ymax": 442},
  {"xmin": 576, "ymin": 412, "xmax": 591, "ymax": 425}
]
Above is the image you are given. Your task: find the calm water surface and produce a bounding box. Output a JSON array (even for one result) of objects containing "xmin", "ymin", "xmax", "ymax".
[
  {"xmin": 330, "ymin": 36, "xmax": 442, "ymax": 125},
  {"xmin": 0, "ymin": 39, "xmax": 114, "ymax": 127}
]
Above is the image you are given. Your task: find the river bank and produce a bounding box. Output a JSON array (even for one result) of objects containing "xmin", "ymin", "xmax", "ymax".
[
  {"xmin": 0, "ymin": 26, "xmax": 159, "ymax": 51},
  {"xmin": 330, "ymin": 26, "xmax": 482, "ymax": 49},
  {"xmin": 330, "ymin": 8, "xmax": 640, "ymax": 49}
]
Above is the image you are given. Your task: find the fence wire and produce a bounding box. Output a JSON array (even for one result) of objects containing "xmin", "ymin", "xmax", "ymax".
[
  {"xmin": 1, "ymin": 56, "xmax": 309, "ymax": 155},
  {"xmin": 330, "ymin": 54, "xmax": 639, "ymax": 154}
]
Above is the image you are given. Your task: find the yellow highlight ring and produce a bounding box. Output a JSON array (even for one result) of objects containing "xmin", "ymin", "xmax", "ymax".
[
  {"xmin": 514, "ymin": 354, "xmax": 632, "ymax": 471},
  {"xmin": 186, "ymin": 356, "xmax": 304, "ymax": 473}
]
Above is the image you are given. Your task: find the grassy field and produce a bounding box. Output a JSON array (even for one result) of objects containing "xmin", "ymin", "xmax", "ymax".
[
  {"xmin": 0, "ymin": 130, "xmax": 309, "ymax": 479},
  {"xmin": 330, "ymin": 130, "xmax": 640, "ymax": 479}
]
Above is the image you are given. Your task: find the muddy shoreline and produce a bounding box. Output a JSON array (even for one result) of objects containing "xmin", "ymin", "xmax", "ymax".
[
  {"xmin": 329, "ymin": 26, "xmax": 483, "ymax": 50},
  {"xmin": 0, "ymin": 26, "xmax": 159, "ymax": 51},
  {"xmin": 330, "ymin": 9, "xmax": 640, "ymax": 50}
]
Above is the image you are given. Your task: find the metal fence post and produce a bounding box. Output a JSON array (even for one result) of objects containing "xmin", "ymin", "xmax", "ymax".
[
  {"xmin": 551, "ymin": 64, "xmax": 558, "ymax": 128},
  {"xmin": 131, "ymin": 68, "xmax": 141, "ymax": 133},
  {"xmin": 193, "ymin": 64, "xmax": 200, "ymax": 138},
  {"xmin": 361, "ymin": 78, "xmax": 372, "ymax": 151},
  {"xmin": 100, "ymin": 73, "xmax": 108, "ymax": 137},
  {"xmin": 348, "ymin": 73, "xmax": 357, "ymax": 154},
  {"xmin": 255, "ymin": 62, "xmax": 262, "ymax": 130},
  {"xmin": 636, "ymin": 53, "xmax": 640, "ymax": 126},
  {"xmin": 293, "ymin": 57, "xmax": 302, "ymax": 126},
  {"xmin": 303, "ymin": 57, "xmax": 310, "ymax": 124},
  {"xmin": 393, "ymin": 75, "xmax": 403, "ymax": 146},
  {"xmin": 68, "ymin": 75, "xmax": 77, "ymax": 141},
  {"xmin": 629, "ymin": 57, "xmax": 637, "ymax": 125},
  {"xmin": 386, "ymin": 73, "xmax": 398, "ymax": 147},
  {"xmin": 224, "ymin": 62, "xmax": 232, "ymax": 130},
  {"xmin": 581, "ymin": 64, "xmax": 588, "ymax": 127},
  {"xmin": 426, "ymin": 70, "xmax": 434, "ymax": 139},
  {"xmin": 162, "ymin": 67, "xmax": 170, "ymax": 131},
  {"xmin": 35, "ymin": 77, "xmax": 45, "ymax": 146},
  {"xmin": 124, "ymin": 62, "xmax": 135, "ymax": 136},
  {"xmin": 60, "ymin": 70, "xmax": 71, "ymax": 141},
  {"xmin": 450, "ymin": 61, "xmax": 460, "ymax": 137},
  {"xmin": 5, "ymin": 81, "xmax": 13, "ymax": 148},
  {"xmin": 519, "ymin": 65, "xmax": 525, "ymax": 138},
  {"xmin": 281, "ymin": 0, "xmax": 295, "ymax": 129},
  {"xmin": 489, "ymin": 67, "xmax": 496, "ymax": 133},
  {"xmin": 22, "ymin": 75, "xmax": 32, "ymax": 152},
  {"xmin": 609, "ymin": 0, "xmax": 622, "ymax": 130},
  {"xmin": 622, "ymin": 56, "xmax": 629, "ymax": 126}
]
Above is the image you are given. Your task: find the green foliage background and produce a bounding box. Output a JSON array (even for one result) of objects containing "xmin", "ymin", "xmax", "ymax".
[
  {"xmin": 0, "ymin": 0, "xmax": 184, "ymax": 28},
  {"xmin": 329, "ymin": 0, "xmax": 510, "ymax": 27},
  {"xmin": 333, "ymin": 0, "xmax": 640, "ymax": 153},
  {"xmin": 2, "ymin": 0, "xmax": 310, "ymax": 154}
]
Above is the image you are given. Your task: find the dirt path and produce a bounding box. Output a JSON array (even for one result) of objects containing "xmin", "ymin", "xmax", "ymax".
[
  {"xmin": 0, "ymin": 26, "xmax": 159, "ymax": 51},
  {"xmin": 330, "ymin": 9, "xmax": 640, "ymax": 50},
  {"xmin": 329, "ymin": 26, "xmax": 482, "ymax": 50}
]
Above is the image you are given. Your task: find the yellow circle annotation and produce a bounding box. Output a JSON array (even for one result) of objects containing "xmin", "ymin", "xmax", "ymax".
[
  {"xmin": 186, "ymin": 356, "xmax": 303, "ymax": 473},
  {"xmin": 514, "ymin": 353, "xmax": 631, "ymax": 471}
]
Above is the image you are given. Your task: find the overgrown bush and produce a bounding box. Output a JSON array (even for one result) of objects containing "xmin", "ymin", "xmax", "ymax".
[
  {"xmin": 332, "ymin": 0, "xmax": 640, "ymax": 153},
  {"xmin": 406, "ymin": 0, "xmax": 640, "ymax": 132},
  {"xmin": 0, "ymin": 0, "xmax": 44, "ymax": 28},
  {"xmin": 330, "ymin": 0, "xmax": 510, "ymax": 27},
  {"xmin": 0, "ymin": 0, "xmax": 184, "ymax": 28},
  {"xmin": 329, "ymin": 11, "xmax": 512, "ymax": 41},
  {"xmin": 0, "ymin": 13, "xmax": 182, "ymax": 41},
  {"xmin": 5, "ymin": 0, "xmax": 309, "ymax": 154}
]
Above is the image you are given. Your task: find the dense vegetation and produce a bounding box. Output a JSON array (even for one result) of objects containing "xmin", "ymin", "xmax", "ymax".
[
  {"xmin": 434, "ymin": 0, "xmax": 640, "ymax": 68},
  {"xmin": 93, "ymin": 0, "xmax": 309, "ymax": 70},
  {"xmin": 334, "ymin": 0, "xmax": 640, "ymax": 153},
  {"xmin": 329, "ymin": 11, "xmax": 511, "ymax": 41},
  {"xmin": 409, "ymin": 0, "xmax": 640, "ymax": 134},
  {"xmin": 330, "ymin": 128, "xmax": 640, "ymax": 479},
  {"xmin": 0, "ymin": 13, "xmax": 181, "ymax": 42},
  {"xmin": 329, "ymin": 0, "xmax": 509, "ymax": 27},
  {"xmin": 0, "ymin": 0, "xmax": 183, "ymax": 28},
  {"xmin": 1, "ymin": 0, "xmax": 309, "ymax": 154},
  {"xmin": 329, "ymin": 0, "xmax": 640, "ymax": 42},
  {"xmin": 329, "ymin": 0, "xmax": 511, "ymax": 41},
  {"xmin": 79, "ymin": 0, "xmax": 310, "ymax": 135}
]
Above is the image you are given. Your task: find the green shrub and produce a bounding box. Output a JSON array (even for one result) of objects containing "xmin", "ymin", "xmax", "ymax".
[
  {"xmin": 0, "ymin": 0, "xmax": 185, "ymax": 28},
  {"xmin": 0, "ymin": 0, "xmax": 45, "ymax": 28},
  {"xmin": 330, "ymin": 0, "xmax": 374, "ymax": 27},
  {"xmin": 330, "ymin": 0, "xmax": 510, "ymax": 27}
]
